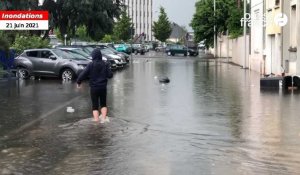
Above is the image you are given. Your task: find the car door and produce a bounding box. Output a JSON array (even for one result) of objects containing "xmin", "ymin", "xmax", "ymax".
[
  {"xmin": 25, "ymin": 50, "xmax": 45, "ymax": 74},
  {"xmin": 39, "ymin": 50, "xmax": 59, "ymax": 75},
  {"xmin": 178, "ymin": 45, "xmax": 186, "ymax": 54}
]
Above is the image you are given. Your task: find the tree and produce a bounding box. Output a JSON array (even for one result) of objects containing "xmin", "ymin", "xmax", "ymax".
[
  {"xmin": 42, "ymin": 0, "xmax": 123, "ymax": 41},
  {"xmin": 102, "ymin": 34, "xmax": 117, "ymax": 43},
  {"xmin": 191, "ymin": 0, "xmax": 244, "ymax": 48},
  {"xmin": 113, "ymin": 9, "xmax": 133, "ymax": 42},
  {"xmin": 76, "ymin": 25, "xmax": 93, "ymax": 42},
  {"xmin": 152, "ymin": 7, "xmax": 172, "ymax": 42},
  {"xmin": 0, "ymin": 32, "xmax": 10, "ymax": 54}
]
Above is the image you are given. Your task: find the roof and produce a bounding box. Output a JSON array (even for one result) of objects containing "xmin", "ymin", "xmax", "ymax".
[{"xmin": 169, "ymin": 22, "xmax": 187, "ymax": 39}]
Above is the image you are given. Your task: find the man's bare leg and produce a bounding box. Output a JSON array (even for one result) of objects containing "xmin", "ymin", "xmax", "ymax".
[
  {"xmin": 101, "ymin": 107, "xmax": 108, "ymax": 119},
  {"xmin": 93, "ymin": 110, "xmax": 100, "ymax": 122}
]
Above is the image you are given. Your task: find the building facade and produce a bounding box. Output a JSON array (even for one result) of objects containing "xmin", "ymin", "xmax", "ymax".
[
  {"xmin": 282, "ymin": 0, "xmax": 298, "ymax": 75},
  {"xmin": 265, "ymin": 0, "xmax": 283, "ymax": 75},
  {"xmin": 249, "ymin": 0, "xmax": 265, "ymax": 74},
  {"xmin": 124, "ymin": 0, "xmax": 153, "ymax": 42}
]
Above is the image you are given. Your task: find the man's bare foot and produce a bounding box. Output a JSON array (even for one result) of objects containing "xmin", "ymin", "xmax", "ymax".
[{"xmin": 93, "ymin": 117, "xmax": 100, "ymax": 122}]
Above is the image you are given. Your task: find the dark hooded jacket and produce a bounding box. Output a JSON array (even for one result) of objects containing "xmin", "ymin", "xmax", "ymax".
[{"xmin": 77, "ymin": 48, "xmax": 113, "ymax": 89}]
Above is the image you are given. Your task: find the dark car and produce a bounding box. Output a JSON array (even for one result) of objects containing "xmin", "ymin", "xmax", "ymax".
[
  {"xmin": 57, "ymin": 47, "xmax": 119, "ymax": 70},
  {"xmin": 100, "ymin": 48, "xmax": 127, "ymax": 68},
  {"xmin": 14, "ymin": 49, "xmax": 91, "ymax": 80},
  {"xmin": 55, "ymin": 45, "xmax": 94, "ymax": 55},
  {"xmin": 187, "ymin": 47, "xmax": 199, "ymax": 56},
  {"xmin": 165, "ymin": 44, "xmax": 188, "ymax": 56},
  {"xmin": 94, "ymin": 44, "xmax": 130, "ymax": 63},
  {"xmin": 132, "ymin": 44, "xmax": 146, "ymax": 55}
]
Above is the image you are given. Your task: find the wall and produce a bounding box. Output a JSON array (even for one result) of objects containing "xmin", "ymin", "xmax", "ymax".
[
  {"xmin": 216, "ymin": 35, "xmax": 232, "ymax": 58},
  {"xmin": 231, "ymin": 35, "xmax": 250, "ymax": 67},
  {"xmin": 215, "ymin": 35, "xmax": 249, "ymax": 68}
]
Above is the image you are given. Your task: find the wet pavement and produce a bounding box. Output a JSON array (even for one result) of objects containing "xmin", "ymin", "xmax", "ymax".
[{"xmin": 1, "ymin": 53, "xmax": 300, "ymax": 175}]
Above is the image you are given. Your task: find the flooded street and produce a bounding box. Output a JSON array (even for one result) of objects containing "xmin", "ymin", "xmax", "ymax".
[{"xmin": 1, "ymin": 54, "xmax": 300, "ymax": 175}]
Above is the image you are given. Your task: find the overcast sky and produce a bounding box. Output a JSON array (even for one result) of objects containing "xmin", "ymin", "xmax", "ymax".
[{"xmin": 153, "ymin": 0, "xmax": 197, "ymax": 32}]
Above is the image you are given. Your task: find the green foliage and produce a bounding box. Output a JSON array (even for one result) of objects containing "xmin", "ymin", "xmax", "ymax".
[
  {"xmin": 191, "ymin": 0, "xmax": 244, "ymax": 48},
  {"xmin": 11, "ymin": 35, "xmax": 50, "ymax": 54},
  {"xmin": 102, "ymin": 34, "xmax": 115, "ymax": 43},
  {"xmin": 0, "ymin": 32, "xmax": 9, "ymax": 52},
  {"xmin": 152, "ymin": 7, "xmax": 172, "ymax": 42},
  {"xmin": 0, "ymin": 0, "xmax": 123, "ymax": 43},
  {"xmin": 46, "ymin": 0, "xmax": 123, "ymax": 41},
  {"xmin": 113, "ymin": 10, "xmax": 133, "ymax": 42},
  {"xmin": 226, "ymin": 3, "xmax": 244, "ymax": 39},
  {"xmin": 76, "ymin": 25, "xmax": 93, "ymax": 42}
]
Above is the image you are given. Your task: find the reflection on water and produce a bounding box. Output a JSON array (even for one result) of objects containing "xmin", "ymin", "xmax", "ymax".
[{"xmin": 1, "ymin": 58, "xmax": 300, "ymax": 174}]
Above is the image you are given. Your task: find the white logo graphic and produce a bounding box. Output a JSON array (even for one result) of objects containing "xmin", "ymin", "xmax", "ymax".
[
  {"xmin": 241, "ymin": 13, "xmax": 288, "ymax": 27},
  {"xmin": 274, "ymin": 13, "xmax": 288, "ymax": 27}
]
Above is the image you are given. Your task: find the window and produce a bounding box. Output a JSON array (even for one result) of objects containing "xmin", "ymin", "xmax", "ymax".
[
  {"xmin": 275, "ymin": 0, "xmax": 280, "ymax": 6},
  {"xmin": 26, "ymin": 51, "xmax": 38, "ymax": 57},
  {"xmin": 40, "ymin": 51, "xmax": 53, "ymax": 58}
]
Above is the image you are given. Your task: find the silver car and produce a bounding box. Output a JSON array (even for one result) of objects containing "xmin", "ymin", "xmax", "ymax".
[{"xmin": 14, "ymin": 49, "xmax": 91, "ymax": 80}]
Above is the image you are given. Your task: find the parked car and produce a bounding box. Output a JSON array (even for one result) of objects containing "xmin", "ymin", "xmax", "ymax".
[
  {"xmin": 132, "ymin": 44, "xmax": 146, "ymax": 55},
  {"xmin": 58, "ymin": 46, "xmax": 121, "ymax": 70},
  {"xmin": 14, "ymin": 49, "xmax": 91, "ymax": 80},
  {"xmin": 165, "ymin": 44, "xmax": 188, "ymax": 56},
  {"xmin": 187, "ymin": 47, "xmax": 199, "ymax": 56},
  {"xmin": 56, "ymin": 45, "xmax": 94, "ymax": 55},
  {"xmin": 155, "ymin": 45, "xmax": 165, "ymax": 52},
  {"xmin": 100, "ymin": 48, "xmax": 127, "ymax": 68},
  {"xmin": 92, "ymin": 44, "xmax": 130, "ymax": 62},
  {"xmin": 115, "ymin": 44, "xmax": 133, "ymax": 54}
]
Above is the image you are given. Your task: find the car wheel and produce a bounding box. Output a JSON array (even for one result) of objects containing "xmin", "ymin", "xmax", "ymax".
[
  {"xmin": 184, "ymin": 53, "xmax": 187, "ymax": 56},
  {"xmin": 61, "ymin": 68, "xmax": 75, "ymax": 81},
  {"xmin": 187, "ymin": 52, "xmax": 190, "ymax": 56},
  {"xmin": 17, "ymin": 68, "xmax": 29, "ymax": 79},
  {"xmin": 167, "ymin": 51, "xmax": 172, "ymax": 56},
  {"xmin": 171, "ymin": 52, "xmax": 175, "ymax": 56}
]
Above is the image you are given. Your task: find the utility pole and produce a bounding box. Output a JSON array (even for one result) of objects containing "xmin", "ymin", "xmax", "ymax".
[
  {"xmin": 214, "ymin": 0, "xmax": 217, "ymax": 58},
  {"xmin": 243, "ymin": 0, "xmax": 247, "ymax": 69}
]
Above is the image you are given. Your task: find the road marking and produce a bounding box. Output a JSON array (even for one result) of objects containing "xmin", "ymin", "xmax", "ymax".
[{"xmin": 4, "ymin": 95, "xmax": 82, "ymax": 139}]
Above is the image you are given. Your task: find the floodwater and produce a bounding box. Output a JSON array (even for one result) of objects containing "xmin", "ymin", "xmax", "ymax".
[{"xmin": 1, "ymin": 55, "xmax": 300, "ymax": 175}]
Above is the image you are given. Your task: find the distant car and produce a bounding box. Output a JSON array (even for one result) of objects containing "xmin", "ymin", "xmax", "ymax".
[
  {"xmin": 115, "ymin": 44, "xmax": 132, "ymax": 54},
  {"xmin": 93, "ymin": 44, "xmax": 130, "ymax": 62},
  {"xmin": 132, "ymin": 44, "xmax": 146, "ymax": 55},
  {"xmin": 56, "ymin": 45, "xmax": 94, "ymax": 55},
  {"xmin": 165, "ymin": 45, "xmax": 188, "ymax": 56},
  {"xmin": 198, "ymin": 42, "xmax": 205, "ymax": 50},
  {"xmin": 100, "ymin": 48, "xmax": 127, "ymax": 68},
  {"xmin": 187, "ymin": 47, "xmax": 199, "ymax": 56},
  {"xmin": 14, "ymin": 49, "xmax": 91, "ymax": 80},
  {"xmin": 155, "ymin": 46, "xmax": 165, "ymax": 52}
]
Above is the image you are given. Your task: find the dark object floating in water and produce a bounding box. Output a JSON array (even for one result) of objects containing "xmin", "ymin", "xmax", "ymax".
[{"xmin": 159, "ymin": 77, "xmax": 170, "ymax": 83}]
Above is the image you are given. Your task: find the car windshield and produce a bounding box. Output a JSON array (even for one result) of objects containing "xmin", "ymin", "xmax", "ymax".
[
  {"xmin": 65, "ymin": 50, "xmax": 89, "ymax": 60},
  {"xmin": 70, "ymin": 49, "xmax": 91, "ymax": 58},
  {"xmin": 53, "ymin": 49, "xmax": 85, "ymax": 60},
  {"xmin": 105, "ymin": 47, "xmax": 118, "ymax": 54},
  {"xmin": 101, "ymin": 48, "xmax": 114, "ymax": 55},
  {"xmin": 83, "ymin": 47, "xmax": 94, "ymax": 53}
]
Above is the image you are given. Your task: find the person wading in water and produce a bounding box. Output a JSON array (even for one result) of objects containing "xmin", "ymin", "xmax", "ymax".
[{"xmin": 77, "ymin": 48, "xmax": 113, "ymax": 123}]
